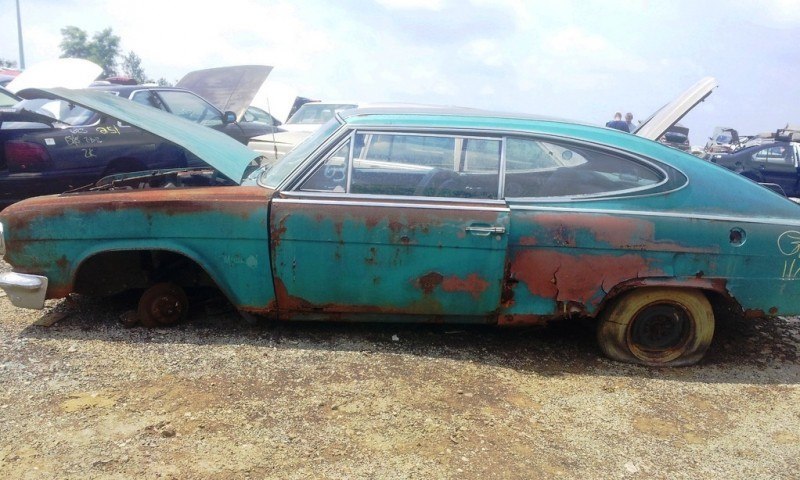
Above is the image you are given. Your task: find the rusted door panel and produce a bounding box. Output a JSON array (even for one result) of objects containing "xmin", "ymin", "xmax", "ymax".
[
  {"xmin": 499, "ymin": 207, "xmax": 800, "ymax": 321},
  {"xmin": 269, "ymin": 195, "xmax": 509, "ymax": 319}
]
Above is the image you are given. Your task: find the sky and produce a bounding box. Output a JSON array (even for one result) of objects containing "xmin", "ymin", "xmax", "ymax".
[{"xmin": 2, "ymin": 0, "xmax": 799, "ymax": 143}]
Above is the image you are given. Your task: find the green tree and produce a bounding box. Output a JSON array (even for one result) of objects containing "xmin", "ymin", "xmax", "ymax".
[
  {"xmin": 121, "ymin": 51, "xmax": 147, "ymax": 83},
  {"xmin": 0, "ymin": 58, "xmax": 18, "ymax": 68},
  {"xmin": 90, "ymin": 28, "xmax": 120, "ymax": 77},
  {"xmin": 59, "ymin": 26, "xmax": 121, "ymax": 77},
  {"xmin": 59, "ymin": 26, "xmax": 91, "ymax": 59}
]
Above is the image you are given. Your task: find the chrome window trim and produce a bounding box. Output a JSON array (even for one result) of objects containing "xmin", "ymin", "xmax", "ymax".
[
  {"xmin": 353, "ymin": 129, "xmax": 502, "ymax": 142},
  {"xmin": 274, "ymin": 196, "xmax": 509, "ymax": 213},
  {"xmin": 498, "ymin": 137, "xmax": 507, "ymax": 199},
  {"xmin": 508, "ymin": 204, "xmax": 800, "ymax": 227},
  {"xmin": 281, "ymin": 190, "xmax": 508, "ymax": 205},
  {"xmin": 345, "ymin": 132, "xmax": 355, "ymax": 192},
  {"xmin": 278, "ymin": 124, "xmax": 689, "ymax": 200}
]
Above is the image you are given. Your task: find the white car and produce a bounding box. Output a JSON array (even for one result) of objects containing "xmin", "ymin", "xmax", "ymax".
[{"xmin": 249, "ymin": 101, "xmax": 358, "ymax": 163}]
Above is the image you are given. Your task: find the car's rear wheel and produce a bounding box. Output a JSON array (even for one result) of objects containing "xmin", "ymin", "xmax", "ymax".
[
  {"xmin": 597, "ymin": 288, "xmax": 714, "ymax": 366},
  {"xmin": 138, "ymin": 282, "xmax": 189, "ymax": 328}
]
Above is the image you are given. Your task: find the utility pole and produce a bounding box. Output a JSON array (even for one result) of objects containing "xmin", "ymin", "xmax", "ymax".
[{"xmin": 16, "ymin": 0, "xmax": 25, "ymax": 69}]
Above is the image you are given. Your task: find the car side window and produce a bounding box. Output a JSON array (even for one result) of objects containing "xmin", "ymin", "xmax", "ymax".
[
  {"xmin": 752, "ymin": 145, "xmax": 791, "ymax": 164},
  {"xmin": 348, "ymin": 133, "xmax": 500, "ymax": 199},
  {"xmin": 503, "ymin": 138, "xmax": 663, "ymax": 198},
  {"xmin": 299, "ymin": 139, "xmax": 351, "ymax": 193},
  {"xmin": 155, "ymin": 90, "xmax": 223, "ymax": 127},
  {"xmin": 130, "ymin": 91, "xmax": 163, "ymax": 110}
]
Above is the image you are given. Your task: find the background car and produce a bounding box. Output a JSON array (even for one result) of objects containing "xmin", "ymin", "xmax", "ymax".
[
  {"xmin": 243, "ymin": 105, "xmax": 282, "ymax": 127},
  {"xmin": 89, "ymin": 84, "xmax": 276, "ymax": 144},
  {"xmin": 0, "ymin": 85, "xmax": 278, "ymax": 209},
  {"xmin": 658, "ymin": 123, "xmax": 691, "ymax": 152},
  {"xmin": 709, "ymin": 140, "xmax": 800, "ymax": 195},
  {"xmin": 248, "ymin": 101, "xmax": 358, "ymax": 163}
]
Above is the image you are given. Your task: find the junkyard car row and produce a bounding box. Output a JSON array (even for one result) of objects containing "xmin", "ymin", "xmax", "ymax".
[
  {"xmin": 1, "ymin": 75, "xmax": 800, "ymax": 367},
  {"xmin": 0, "ymin": 66, "xmax": 278, "ymax": 209}
]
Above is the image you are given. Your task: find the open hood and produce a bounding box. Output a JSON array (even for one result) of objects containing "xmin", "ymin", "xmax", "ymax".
[
  {"xmin": 176, "ymin": 65, "xmax": 272, "ymax": 122},
  {"xmin": 5, "ymin": 58, "xmax": 102, "ymax": 94},
  {"xmin": 634, "ymin": 77, "xmax": 717, "ymax": 141},
  {"xmin": 19, "ymin": 87, "xmax": 260, "ymax": 184}
]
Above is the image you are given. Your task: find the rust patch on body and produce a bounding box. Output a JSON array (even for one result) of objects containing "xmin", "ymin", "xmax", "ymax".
[
  {"xmin": 417, "ymin": 272, "xmax": 444, "ymax": 294},
  {"xmin": 517, "ymin": 212, "xmax": 719, "ymax": 254},
  {"xmin": 416, "ymin": 272, "xmax": 489, "ymax": 299},
  {"xmin": 511, "ymin": 250, "xmax": 663, "ymax": 307},
  {"xmin": 55, "ymin": 256, "xmax": 70, "ymax": 271},
  {"xmin": 441, "ymin": 273, "xmax": 489, "ymax": 299},
  {"xmin": 529, "ymin": 212, "xmax": 653, "ymax": 248},
  {"xmin": 2, "ymin": 186, "xmax": 272, "ymax": 234}
]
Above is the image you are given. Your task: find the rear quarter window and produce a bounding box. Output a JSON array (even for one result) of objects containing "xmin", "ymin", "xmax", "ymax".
[{"xmin": 503, "ymin": 138, "xmax": 665, "ymax": 199}]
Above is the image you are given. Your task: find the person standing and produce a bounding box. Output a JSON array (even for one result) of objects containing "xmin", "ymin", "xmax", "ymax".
[
  {"xmin": 625, "ymin": 112, "xmax": 636, "ymax": 132},
  {"xmin": 606, "ymin": 112, "xmax": 629, "ymax": 132}
]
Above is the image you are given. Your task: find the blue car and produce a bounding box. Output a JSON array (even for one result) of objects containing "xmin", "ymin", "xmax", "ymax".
[{"xmin": 4, "ymin": 78, "xmax": 800, "ymax": 367}]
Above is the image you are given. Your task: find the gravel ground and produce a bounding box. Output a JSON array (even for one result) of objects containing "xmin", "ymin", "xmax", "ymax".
[{"xmin": 1, "ymin": 257, "xmax": 799, "ymax": 479}]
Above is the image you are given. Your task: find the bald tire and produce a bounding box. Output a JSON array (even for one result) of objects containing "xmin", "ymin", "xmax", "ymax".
[{"xmin": 597, "ymin": 288, "xmax": 714, "ymax": 367}]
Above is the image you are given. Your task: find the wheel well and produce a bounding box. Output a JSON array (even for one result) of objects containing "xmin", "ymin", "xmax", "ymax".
[
  {"xmin": 73, "ymin": 250, "xmax": 217, "ymax": 297},
  {"xmin": 598, "ymin": 284, "xmax": 742, "ymax": 321}
]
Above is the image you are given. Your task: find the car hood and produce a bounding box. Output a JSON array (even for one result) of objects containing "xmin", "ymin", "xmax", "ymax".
[
  {"xmin": 20, "ymin": 87, "xmax": 260, "ymax": 185},
  {"xmin": 5, "ymin": 58, "xmax": 102, "ymax": 94},
  {"xmin": 176, "ymin": 65, "xmax": 272, "ymax": 122},
  {"xmin": 634, "ymin": 77, "xmax": 717, "ymax": 141}
]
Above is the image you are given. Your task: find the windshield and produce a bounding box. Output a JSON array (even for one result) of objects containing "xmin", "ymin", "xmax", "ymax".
[
  {"xmin": 16, "ymin": 98, "xmax": 97, "ymax": 126},
  {"xmin": 286, "ymin": 103, "xmax": 357, "ymax": 125},
  {"xmin": 258, "ymin": 118, "xmax": 343, "ymax": 188}
]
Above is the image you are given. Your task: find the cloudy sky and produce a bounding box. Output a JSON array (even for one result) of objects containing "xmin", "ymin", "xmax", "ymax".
[{"xmin": 2, "ymin": 0, "xmax": 799, "ymax": 141}]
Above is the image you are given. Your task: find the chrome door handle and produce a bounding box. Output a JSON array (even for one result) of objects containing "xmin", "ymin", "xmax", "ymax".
[{"xmin": 465, "ymin": 225, "xmax": 506, "ymax": 236}]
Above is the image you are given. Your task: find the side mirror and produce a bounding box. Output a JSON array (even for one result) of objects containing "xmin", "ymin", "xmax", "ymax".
[{"xmin": 222, "ymin": 111, "xmax": 237, "ymax": 124}]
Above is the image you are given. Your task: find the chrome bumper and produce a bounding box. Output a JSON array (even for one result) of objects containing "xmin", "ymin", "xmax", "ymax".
[{"xmin": 0, "ymin": 272, "xmax": 48, "ymax": 309}]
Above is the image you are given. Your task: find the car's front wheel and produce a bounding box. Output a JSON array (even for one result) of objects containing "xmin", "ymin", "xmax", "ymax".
[{"xmin": 597, "ymin": 288, "xmax": 714, "ymax": 366}]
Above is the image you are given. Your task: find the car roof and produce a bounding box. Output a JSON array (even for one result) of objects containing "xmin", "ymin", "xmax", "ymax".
[
  {"xmin": 338, "ymin": 105, "xmax": 596, "ymax": 130},
  {"xmin": 88, "ymin": 85, "xmax": 194, "ymax": 96}
]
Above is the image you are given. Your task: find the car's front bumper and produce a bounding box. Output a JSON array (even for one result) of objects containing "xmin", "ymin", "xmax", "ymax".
[{"xmin": 0, "ymin": 272, "xmax": 48, "ymax": 309}]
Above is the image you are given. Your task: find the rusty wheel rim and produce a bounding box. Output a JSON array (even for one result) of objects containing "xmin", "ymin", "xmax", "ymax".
[
  {"xmin": 627, "ymin": 302, "xmax": 692, "ymax": 362},
  {"xmin": 139, "ymin": 283, "xmax": 188, "ymax": 326}
]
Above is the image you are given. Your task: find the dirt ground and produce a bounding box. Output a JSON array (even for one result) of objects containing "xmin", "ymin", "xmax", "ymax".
[{"xmin": 1, "ymin": 258, "xmax": 799, "ymax": 479}]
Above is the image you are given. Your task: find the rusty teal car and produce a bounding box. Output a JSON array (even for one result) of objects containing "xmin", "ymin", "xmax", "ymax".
[{"xmin": 2, "ymin": 80, "xmax": 800, "ymax": 367}]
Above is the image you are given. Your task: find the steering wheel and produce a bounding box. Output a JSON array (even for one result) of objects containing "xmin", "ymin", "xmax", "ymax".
[{"xmin": 413, "ymin": 168, "xmax": 461, "ymax": 197}]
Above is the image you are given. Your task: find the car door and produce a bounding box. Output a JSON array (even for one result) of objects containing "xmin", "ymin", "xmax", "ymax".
[{"xmin": 269, "ymin": 130, "xmax": 510, "ymax": 321}]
